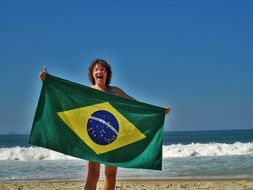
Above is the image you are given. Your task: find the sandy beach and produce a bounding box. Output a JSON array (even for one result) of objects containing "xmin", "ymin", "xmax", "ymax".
[{"xmin": 1, "ymin": 179, "xmax": 253, "ymax": 190}]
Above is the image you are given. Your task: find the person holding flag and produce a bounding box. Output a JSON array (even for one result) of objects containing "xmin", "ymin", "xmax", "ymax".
[{"xmin": 39, "ymin": 58, "xmax": 170, "ymax": 190}]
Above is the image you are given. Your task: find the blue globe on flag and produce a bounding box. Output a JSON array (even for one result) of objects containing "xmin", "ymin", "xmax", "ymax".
[{"xmin": 87, "ymin": 110, "xmax": 119, "ymax": 145}]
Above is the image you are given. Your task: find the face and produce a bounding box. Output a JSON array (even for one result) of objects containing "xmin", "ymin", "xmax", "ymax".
[{"xmin": 92, "ymin": 64, "xmax": 108, "ymax": 86}]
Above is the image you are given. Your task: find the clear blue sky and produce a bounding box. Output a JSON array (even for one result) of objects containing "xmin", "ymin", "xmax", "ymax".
[{"xmin": 0, "ymin": 0, "xmax": 252, "ymax": 134}]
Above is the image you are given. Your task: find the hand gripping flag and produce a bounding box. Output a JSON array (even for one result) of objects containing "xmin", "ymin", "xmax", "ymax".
[{"xmin": 29, "ymin": 74, "xmax": 166, "ymax": 170}]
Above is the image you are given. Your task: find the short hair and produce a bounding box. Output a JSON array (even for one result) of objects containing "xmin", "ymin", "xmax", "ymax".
[{"xmin": 88, "ymin": 58, "xmax": 112, "ymax": 86}]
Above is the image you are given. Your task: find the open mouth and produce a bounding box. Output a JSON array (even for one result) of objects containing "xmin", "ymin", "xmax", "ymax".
[{"xmin": 96, "ymin": 75, "xmax": 104, "ymax": 80}]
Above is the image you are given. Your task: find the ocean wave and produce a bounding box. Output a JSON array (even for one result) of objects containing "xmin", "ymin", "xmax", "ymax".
[
  {"xmin": 163, "ymin": 142, "xmax": 253, "ymax": 158},
  {"xmin": 1, "ymin": 142, "xmax": 253, "ymax": 161},
  {"xmin": 0, "ymin": 146, "xmax": 78, "ymax": 161}
]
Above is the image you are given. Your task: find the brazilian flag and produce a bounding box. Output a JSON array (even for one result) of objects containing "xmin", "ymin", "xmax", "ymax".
[{"xmin": 29, "ymin": 74, "xmax": 166, "ymax": 170}]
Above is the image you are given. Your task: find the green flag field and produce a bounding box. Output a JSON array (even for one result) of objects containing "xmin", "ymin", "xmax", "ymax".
[{"xmin": 29, "ymin": 74, "xmax": 166, "ymax": 170}]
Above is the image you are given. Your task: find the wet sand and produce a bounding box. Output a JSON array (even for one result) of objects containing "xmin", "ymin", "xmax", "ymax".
[{"xmin": 1, "ymin": 179, "xmax": 253, "ymax": 190}]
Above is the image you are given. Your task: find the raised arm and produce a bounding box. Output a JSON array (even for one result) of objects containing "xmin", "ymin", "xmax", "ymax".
[{"xmin": 112, "ymin": 86, "xmax": 171, "ymax": 115}]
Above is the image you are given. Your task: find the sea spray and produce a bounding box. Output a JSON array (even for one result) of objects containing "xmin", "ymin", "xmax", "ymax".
[
  {"xmin": 163, "ymin": 142, "xmax": 253, "ymax": 158},
  {"xmin": 1, "ymin": 142, "xmax": 253, "ymax": 161}
]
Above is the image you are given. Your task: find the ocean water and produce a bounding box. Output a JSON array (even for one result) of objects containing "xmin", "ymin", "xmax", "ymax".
[{"xmin": 0, "ymin": 129, "xmax": 253, "ymax": 181}]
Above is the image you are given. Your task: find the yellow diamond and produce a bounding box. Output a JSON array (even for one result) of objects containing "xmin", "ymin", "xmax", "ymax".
[{"xmin": 57, "ymin": 102, "xmax": 146, "ymax": 154}]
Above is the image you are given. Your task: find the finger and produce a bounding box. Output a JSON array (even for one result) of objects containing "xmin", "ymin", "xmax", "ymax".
[{"xmin": 43, "ymin": 65, "xmax": 48, "ymax": 73}]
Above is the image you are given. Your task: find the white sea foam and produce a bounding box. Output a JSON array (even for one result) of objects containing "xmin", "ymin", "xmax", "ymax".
[
  {"xmin": 163, "ymin": 142, "xmax": 253, "ymax": 158},
  {"xmin": 1, "ymin": 142, "xmax": 253, "ymax": 161},
  {"xmin": 0, "ymin": 146, "xmax": 78, "ymax": 161}
]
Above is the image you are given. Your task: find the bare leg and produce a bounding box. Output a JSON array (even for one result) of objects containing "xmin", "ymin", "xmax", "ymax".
[
  {"xmin": 103, "ymin": 165, "xmax": 117, "ymax": 190},
  {"xmin": 84, "ymin": 161, "xmax": 100, "ymax": 190}
]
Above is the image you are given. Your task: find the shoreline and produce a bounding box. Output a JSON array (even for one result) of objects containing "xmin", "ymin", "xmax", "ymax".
[
  {"xmin": 1, "ymin": 178, "xmax": 253, "ymax": 190},
  {"xmin": 1, "ymin": 177, "xmax": 253, "ymax": 182}
]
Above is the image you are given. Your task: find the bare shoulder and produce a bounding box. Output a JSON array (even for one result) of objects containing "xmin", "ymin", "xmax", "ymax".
[
  {"xmin": 109, "ymin": 86, "xmax": 124, "ymax": 95},
  {"xmin": 109, "ymin": 86, "xmax": 134, "ymax": 100}
]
